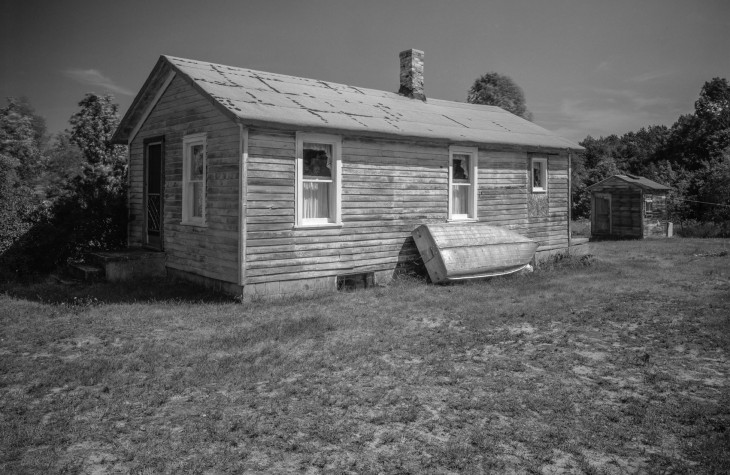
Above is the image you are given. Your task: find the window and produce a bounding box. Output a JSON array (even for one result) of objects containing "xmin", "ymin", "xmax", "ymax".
[
  {"xmin": 296, "ymin": 133, "xmax": 342, "ymax": 226},
  {"xmin": 645, "ymin": 194, "xmax": 653, "ymax": 217},
  {"xmin": 531, "ymin": 157, "xmax": 548, "ymax": 193},
  {"xmin": 182, "ymin": 133, "xmax": 206, "ymax": 225},
  {"xmin": 448, "ymin": 146, "xmax": 478, "ymax": 220}
]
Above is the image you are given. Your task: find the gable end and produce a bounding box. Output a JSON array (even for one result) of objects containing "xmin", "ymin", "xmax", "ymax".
[{"xmin": 113, "ymin": 56, "xmax": 240, "ymax": 144}]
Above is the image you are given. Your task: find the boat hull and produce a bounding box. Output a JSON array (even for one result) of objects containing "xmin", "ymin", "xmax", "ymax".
[{"xmin": 412, "ymin": 223, "xmax": 539, "ymax": 283}]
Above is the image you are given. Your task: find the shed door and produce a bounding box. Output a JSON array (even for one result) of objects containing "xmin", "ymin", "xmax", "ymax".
[
  {"xmin": 594, "ymin": 193, "xmax": 611, "ymax": 234},
  {"xmin": 144, "ymin": 139, "xmax": 164, "ymax": 250}
]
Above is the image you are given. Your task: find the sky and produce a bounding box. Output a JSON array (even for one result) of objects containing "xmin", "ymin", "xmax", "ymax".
[{"xmin": 2, "ymin": 0, "xmax": 728, "ymax": 143}]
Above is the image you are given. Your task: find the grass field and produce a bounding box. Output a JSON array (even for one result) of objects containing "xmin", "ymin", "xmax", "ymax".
[{"xmin": 1, "ymin": 238, "xmax": 729, "ymax": 474}]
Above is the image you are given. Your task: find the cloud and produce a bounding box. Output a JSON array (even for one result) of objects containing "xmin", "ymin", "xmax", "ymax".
[
  {"xmin": 589, "ymin": 87, "xmax": 674, "ymax": 109},
  {"xmin": 594, "ymin": 60, "xmax": 611, "ymax": 73},
  {"xmin": 63, "ymin": 68, "xmax": 133, "ymax": 96},
  {"xmin": 535, "ymin": 87, "xmax": 680, "ymax": 142},
  {"xmin": 627, "ymin": 70, "xmax": 674, "ymax": 83}
]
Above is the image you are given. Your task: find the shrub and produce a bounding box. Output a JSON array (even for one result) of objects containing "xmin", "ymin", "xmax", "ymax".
[{"xmin": 675, "ymin": 220, "xmax": 730, "ymax": 238}]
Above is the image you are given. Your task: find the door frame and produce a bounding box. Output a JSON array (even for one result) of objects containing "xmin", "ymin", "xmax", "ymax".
[
  {"xmin": 592, "ymin": 192, "xmax": 612, "ymax": 235},
  {"xmin": 143, "ymin": 136, "xmax": 165, "ymax": 250}
]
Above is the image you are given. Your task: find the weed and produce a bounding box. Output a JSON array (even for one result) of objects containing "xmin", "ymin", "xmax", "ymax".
[
  {"xmin": 572, "ymin": 218, "xmax": 591, "ymax": 237},
  {"xmin": 676, "ymin": 220, "xmax": 730, "ymax": 238},
  {"xmin": 538, "ymin": 252, "xmax": 598, "ymax": 271}
]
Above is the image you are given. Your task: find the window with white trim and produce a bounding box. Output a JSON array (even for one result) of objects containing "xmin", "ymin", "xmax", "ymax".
[
  {"xmin": 644, "ymin": 194, "xmax": 653, "ymax": 217},
  {"xmin": 448, "ymin": 146, "xmax": 478, "ymax": 220},
  {"xmin": 531, "ymin": 157, "xmax": 548, "ymax": 193},
  {"xmin": 296, "ymin": 133, "xmax": 342, "ymax": 226},
  {"xmin": 182, "ymin": 133, "xmax": 206, "ymax": 225}
]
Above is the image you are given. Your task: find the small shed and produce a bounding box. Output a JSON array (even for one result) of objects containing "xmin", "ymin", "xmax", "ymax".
[{"xmin": 588, "ymin": 174, "xmax": 671, "ymax": 239}]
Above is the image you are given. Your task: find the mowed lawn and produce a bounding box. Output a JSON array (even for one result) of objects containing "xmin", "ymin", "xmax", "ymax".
[{"xmin": 1, "ymin": 239, "xmax": 729, "ymax": 474}]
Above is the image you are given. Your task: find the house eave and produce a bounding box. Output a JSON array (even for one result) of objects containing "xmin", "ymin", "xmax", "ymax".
[{"xmin": 233, "ymin": 116, "xmax": 582, "ymax": 153}]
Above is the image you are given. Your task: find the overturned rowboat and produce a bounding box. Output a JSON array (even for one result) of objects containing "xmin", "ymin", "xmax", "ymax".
[{"xmin": 412, "ymin": 223, "xmax": 539, "ymax": 283}]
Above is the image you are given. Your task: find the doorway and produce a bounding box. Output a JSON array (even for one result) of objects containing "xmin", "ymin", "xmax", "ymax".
[
  {"xmin": 144, "ymin": 137, "xmax": 164, "ymax": 250},
  {"xmin": 593, "ymin": 193, "xmax": 611, "ymax": 235}
]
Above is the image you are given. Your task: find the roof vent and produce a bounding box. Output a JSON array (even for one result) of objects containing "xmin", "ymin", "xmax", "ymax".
[{"xmin": 398, "ymin": 49, "xmax": 425, "ymax": 101}]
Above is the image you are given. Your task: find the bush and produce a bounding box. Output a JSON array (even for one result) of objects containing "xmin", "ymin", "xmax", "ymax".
[
  {"xmin": 0, "ymin": 168, "xmax": 127, "ymax": 277},
  {"xmin": 0, "ymin": 93, "xmax": 128, "ymax": 278},
  {"xmin": 675, "ymin": 220, "xmax": 730, "ymax": 238},
  {"xmin": 571, "ymin": 218, "xmax": 591, "ymax": 237}
]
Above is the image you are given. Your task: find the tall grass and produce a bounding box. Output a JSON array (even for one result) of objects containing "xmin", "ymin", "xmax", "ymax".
[{"xmin": 675, "ymin": 219, "xmax": 730, "ymax": 238}]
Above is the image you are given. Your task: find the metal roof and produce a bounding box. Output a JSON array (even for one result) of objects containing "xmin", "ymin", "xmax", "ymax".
[
  {"xmin": 588, "ymin": 174, "xmax": 671, "ymax": 191},
  {"xmin": 115, "ymin": 55, "xmax": 583, "ymax": 150}
]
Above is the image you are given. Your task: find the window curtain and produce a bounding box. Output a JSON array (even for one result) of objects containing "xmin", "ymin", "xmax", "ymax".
[
  {"xmin": 304, "ymin": 181, "xmax": 330, "ymax": 219},
  {"xmin": 192, "ymin": 182, "xmax": 203, "ymax": 217},
  {"xmin": 452, "ymin": 184, "xmax": 469, "ymax": 215}
]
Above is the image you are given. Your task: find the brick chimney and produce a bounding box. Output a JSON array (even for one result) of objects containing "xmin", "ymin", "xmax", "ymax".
[{"xmin": 398, "ymin": 49, "xmax": 425, "ymax": 100}]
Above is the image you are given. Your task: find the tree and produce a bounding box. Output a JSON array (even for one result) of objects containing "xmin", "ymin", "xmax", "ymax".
[
  {"xmin": 43, "ymin": 132, "xmax": 84, "ymax": 199},
  {"xmin": 692, "ymin": 149, "xmax": 730, "ymax": 222},
  {"xmin": 51, "ymin": 93, "xmax": 129, "ymax": 258},
  {"xmin": 695, "ymin": 77, "xmax": 730, "ymax": 131},
  {"xmin": 68, "ymin": 93, "xmax": 127, "ymax": 189},
  {"xmin": 0, "ymin": 98, "xmax": 44, "ymax": 185},
  {"xmin": 2, "ymin": 94, "xmax": 130, "ymax": 274},
  {"xmin": 570, "ymin": 153, "xmax": 590, "ymax": 219},
  {"xmin": 0, "ymin": 98, "xmax": 45, "ymax": 255},
  {"xmin": 15, "ymin": 96, "xmax": 48, "ymax": 149},
  {"xmin": 467, "ymin": 72, "xmax": 533, "ymax": 120}
]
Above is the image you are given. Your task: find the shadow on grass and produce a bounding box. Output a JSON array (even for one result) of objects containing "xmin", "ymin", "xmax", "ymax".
[{"xmin": 0, "ymin": 275, "xmax": 235, "ymax": 305}]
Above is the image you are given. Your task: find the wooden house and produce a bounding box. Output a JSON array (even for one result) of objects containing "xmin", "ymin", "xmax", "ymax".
[
  {"xmin": 112, "ymin": 50, "xmax": 583, "ymax": 297},
  {"xmin": 587, "ymin": 174, "xmax": 671, "ymax": 239}
]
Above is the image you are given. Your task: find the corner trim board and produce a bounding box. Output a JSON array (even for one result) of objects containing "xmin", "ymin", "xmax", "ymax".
[
  {"xmin": 567, "ymin": 149, "xmax": 572, "ymax": 249},
  {"xmin": 239, "ymin": 124, "xmax": 249, "ymax": 286}
]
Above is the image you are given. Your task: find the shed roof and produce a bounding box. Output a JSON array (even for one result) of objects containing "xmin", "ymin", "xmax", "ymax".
[
  {"xmin": 587, "ymin": 174, "xmax": 671, "ymax": 191},
  {"xmin": 113, "ymin": 55, "xmax": 583, "ymax": 151}
]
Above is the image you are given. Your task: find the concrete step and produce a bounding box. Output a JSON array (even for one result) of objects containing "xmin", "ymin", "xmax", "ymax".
[
  {"xmin": 68, "ymin": 263, "xmax": 104, "ymax": 282},
  {"xmin": 86, "ymin": 248, "xmax": 166, "ymax": 282}
]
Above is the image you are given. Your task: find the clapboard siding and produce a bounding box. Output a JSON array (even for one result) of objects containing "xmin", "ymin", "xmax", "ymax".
[
  {"xmin": 477, "ymin": 151, "xmax": 569, "ymax": 250},
  {"xmin": 244, "ymin": 131, "xmax": 570, "ymax": 285},
  {"xmin": 245, "ymin": 132, "xmax": 443, "ymax": 284},
  {"xmin": 128, "ymin": 75, "xmax": 240, "ymax": 284}
]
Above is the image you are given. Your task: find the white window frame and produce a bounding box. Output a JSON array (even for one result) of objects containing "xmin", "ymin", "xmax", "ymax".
[
  {"xmin": 531, "ymin": 157, "xmax": 548, "ymax": 193},
  {"xmin": 644, "ymin": 194, "xmax": 653, "ymax": 217},
  {"xmin": 181, "ymin": 133, "xmax": 207, "ymax": 226},
  {"xmin": 448, "ymin": 146, "xmax": 478, "ymax": 221},
  {"xmin": 295, "ymin": 132, "xmax": 342, "ymax": 227}
]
